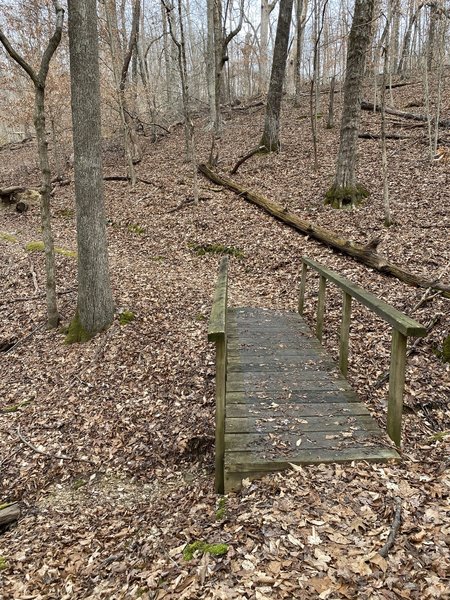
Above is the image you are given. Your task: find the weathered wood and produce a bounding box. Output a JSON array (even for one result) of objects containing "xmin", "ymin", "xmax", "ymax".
[
  {"xmin": 221, "ymin": 307, "xmax": 399, "ymax": 490},
  {"xmin": 339, "ymin": 292, "xmax": 352, "ymax": 376},
  {"xmin": 208, "ymin": 257, "xmax": 229, "ymax": 342},
  {"xmin": 208, "ymin": 257, "xmax": 229, "ymax": 494},
  {"xmin": 387, "ymin": 329, "xmax": 407, "ymax": 447},
  {"xmin": 316, "ymin": 275, "xmax": 327, "ymax": 341},
  {"xmin": 0, "ymin": 503, "xmax": 20, "ymax": 526},
  {"xmin": 303, "ymin": 257, "xmax": 427, "ymax": 337},
  {"xmin": 298, "ymin": 261, "xmax": 308, "ymax": 315},
  {"xmin": 361, "ymin": 100, "xmax": 450, "ymax": 129},
  {"xmin": 198, "ymin": 163, "xmax": 450, "ymax": 295},
  {"xmin": 226, "ymin": 414, "xmax": 379, "ymax": 433}
]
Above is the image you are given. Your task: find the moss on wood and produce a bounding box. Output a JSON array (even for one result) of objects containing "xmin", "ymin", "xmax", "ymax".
[{"xmin": 324, "ymin": 184, "xmax": 369, "ymax": 209}]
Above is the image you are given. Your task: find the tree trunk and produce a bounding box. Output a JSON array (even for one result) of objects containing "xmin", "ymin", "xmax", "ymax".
[
  {"xmin": 35, "ymin": 86, "xmax": 59, "ymax": 327},
  {"xmin": 294, "ymin": 0, "xmax": 308, "ymax": 106},
  {"xmin": 67, "ymin": 0, "xmax": 114, "ymax": 342},
  {"xmin": 326, "ymin": 0, "xmax": 375, "ymax": 209},
  {"xmin": 198, "ymin": 164, "xmax": 450, "ymax": 295},
  {"xmin": 260, "ymin": 0, "xmax": 295, "ymax": 151}
]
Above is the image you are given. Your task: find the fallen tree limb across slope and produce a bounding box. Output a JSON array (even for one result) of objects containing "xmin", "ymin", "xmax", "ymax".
[
  {"xmin": 361, "ymin": 100, "xmax": 450, "ymax": 129},
  {"xmin": 198, "ymin": 163, "xmax": 450, "ymax": 296}
]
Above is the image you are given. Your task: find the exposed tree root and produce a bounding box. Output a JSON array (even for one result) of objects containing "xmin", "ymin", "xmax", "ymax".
[{"xmin": 198, "ymin": 163, "xmax": 450, "ymax": 296}]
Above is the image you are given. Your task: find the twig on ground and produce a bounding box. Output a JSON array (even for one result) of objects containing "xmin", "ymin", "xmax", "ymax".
[
  {"xmin": 379, "ymin": 498, "xmax": 402, "ymax": 558},
  {"xmin": 231, "ymin": 146, "xmax": 265, "ymax": 175},
  {"xmin": 16, "ymin": 425, "xmax": 92, "ymax": 463},
  {"xmin": 0, "ymin": 288, "xmax": 76, "ymax": 307},
  {"xmin": 4, "ymin": 322, "xmax": 46, "ymax": 354}
]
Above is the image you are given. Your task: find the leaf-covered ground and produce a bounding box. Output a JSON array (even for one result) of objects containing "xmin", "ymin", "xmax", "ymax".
[{"xmin": 0, "ymin": 82, "xmax": 449, "ymax": 599}]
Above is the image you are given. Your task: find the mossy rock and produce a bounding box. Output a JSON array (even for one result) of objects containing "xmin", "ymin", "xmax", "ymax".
[
  {"xmin": 324, "ymin": 184, "xmax": 369, "ymax": 209},
  {"xmin": 182, "ymin": 540, "xmax": 228, "ymax": 561},
  {"xmin": 119, "ymin": 310, "xmax": 135, "ymax": 325},
  {"xmin": 65, "ymin": 312, "xmax": 93, "ymax": 344},
  {"xmin": 189, "ymin": 242, "xmax": 244, "ymax": 258}
]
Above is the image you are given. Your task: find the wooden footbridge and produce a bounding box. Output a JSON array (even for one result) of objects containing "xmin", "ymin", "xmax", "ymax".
[{"xmin": 208, "ymin": 257, "xmax": 426, "ymax": 493}]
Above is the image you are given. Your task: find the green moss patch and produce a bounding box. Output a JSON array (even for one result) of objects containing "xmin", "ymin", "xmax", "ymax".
[
  {"xmin": 324, "ymin": 184, "xmax": 369, "ymax": 209},
  {"xmin": 127, "ymin": 224, "xmax": 146, "ymax": 235},
  {"xmin": 216, "ymin": 497, "xmax": 226, "ymax": 521},
  {"xmin": 65, "ymin": 312, "xmax": 93, "ymax": 344},
  {"xmin": 189, "ymin": 242, "xmax": 244, "ymax": 258},
  {"xmin": 119, "ymin": 310, "xmax": 135, "ymax": 325},
  {"xmin": 25, "ymin": 240, "xmax": 76, "ymax": 258},
  {"xmin": 182, "ymin": 540, "xmax": 229, "ymax": 561},
  {"xmin": 0, "ymin": 557, "xmax": 8, "ymax": 571},
  {"xmin": 1, "ymin": 400, "xmax": 32, "ymax": 414},
  {"xmin": 0, "ymin": 232, "xmax": 18, "ymax": 243}
]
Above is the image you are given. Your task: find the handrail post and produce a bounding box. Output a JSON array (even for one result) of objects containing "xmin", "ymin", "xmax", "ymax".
[
  {"xmin": 339, "ymin": 292, "xmax": 352, "ymax": 376},
  {"xmin": 214, "ymin": 333, "xmax": 226, "ymax": 494},
  {"xmin": 298, "ymin": 261, "xmax": 308, "ymax": 315},
  {"xmin": 316, "ymin": 275, "xmax": 327, "ymax": 342},
  {"xmin": 208, "ymin": 256, "xmax": 228, "ymax": 494},
  {"xmin": 386, "ymin": 329, "xmax": 407, "ymax": 447}
]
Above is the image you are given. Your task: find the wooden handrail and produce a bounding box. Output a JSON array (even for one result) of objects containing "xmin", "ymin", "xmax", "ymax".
[
  {"xmin": 299, "ymin": 257, "xmax": 426, "ymax": 447},
  {"xmin": 208, "ymin": 256, "xmax": 229, "ymax": 494}
]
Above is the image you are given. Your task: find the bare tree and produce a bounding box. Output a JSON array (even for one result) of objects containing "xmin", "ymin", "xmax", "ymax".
[
  {"xmin": 260, "ymin": 0, "xmax": 279, "ymax": 92},
  {"xmin": 0, "ymin": 1, "xmax": 64, "ymax": 328},
  {"xmin": 325, "ymin": 0, "xmax": 375, "ymax": 209},
  {"xmin": 66, "ymin": 0, "xmax": 114, "ymax": 342},
  {"xmin": 260, "ymin": 0, "xmax": 295, "ymax": 151}
]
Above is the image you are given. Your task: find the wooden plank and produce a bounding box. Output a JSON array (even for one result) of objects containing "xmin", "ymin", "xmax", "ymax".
[
  {"xmin": 226, "ymin": 389, "xmax": 358, "ymax": 403},
  {"xmin": 225, "ymin": 446, "xmax": 400, "ymax": 472},
  {"xmin": 303, "ymin": 257, "xmax": 426, "ymax": 337},
  {"xmin": 208, "ymin": 257, "xmax": 228, "ymax": 342},
  {"xmin": 387, "ymin": 329, "xmax": 407, "ymax": 447},
  {"xmin": 298, "ymin": 261, "xmax": 308, "ymax": 315},
  {"xmin": 226, "ymin": 415, "xmax": 379, "ymax": 433},
  {"xmin": 226, "ymin": 402, "xmax": 372, "ymax": 418},
  {"xmin": 339, "ymin": 291, "xmax": 352, "ymax": 376},
  {"xmin": 225, "ymin": 430, "xmax": 385, "ymax": 452},
  {"xmin": 316, "ymin": 275, "xmax": 327, "ymax": 341}
]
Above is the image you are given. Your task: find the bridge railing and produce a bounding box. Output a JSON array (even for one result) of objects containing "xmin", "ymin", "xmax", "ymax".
[
  {"xmin": 298, "ymin": 257, "xmax": 427, "ymax": 447},
  {"xmin": 208, "ymin": 256, "xmax": 229, "ymax": 494}
]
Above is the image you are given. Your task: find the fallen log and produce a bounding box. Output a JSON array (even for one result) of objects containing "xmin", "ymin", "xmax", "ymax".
[
  {"xmin": 0, "ymin": 503, "xmax": 20, "ymax": 527},
  {"xmin": 359, "ymin": 132, "xmax": 410, "ymax": 140},
  {"xmin": 198, "ymin": 163, "xmax": 450, "ymax": 295},
  {"xmin": 361, "ymin": 100, "xmax": 450, "ymax": 129}
]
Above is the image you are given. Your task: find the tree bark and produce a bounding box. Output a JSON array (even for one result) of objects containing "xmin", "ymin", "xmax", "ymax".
[
  {"xmin": 327, "ymin": 0, "xmax": 375, "ymax": 208},
  {"xmin": 67, "ymin": 0, "xmax": 114, "ymax": 341},
  {"xmin": 260, "ymin": 0, "xmax": 295, "ymax": 151},
  {"xmin": 198, "ymin": 164, "xmax": 450, "ymax": 295}
]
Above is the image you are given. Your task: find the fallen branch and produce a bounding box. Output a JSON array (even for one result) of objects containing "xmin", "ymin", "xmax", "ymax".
[
  {"xmin": 0, "ymin": 288, "xmax": 76, "ymax": 307},
  {"xmin": 231, "ymin": 146, "xmax": 266, "ymax": 174},
  {"xmin": 198, "ymin": 163, "xmax": 450, "ymax": 295},
  {"xmin": 379, "ymin": 498, "xmax": 402, "ymax": 558},
  {"xmin": 103, "ymin": 175, "xmax": 162, "ymax": 188},
  {"xmin": 167, "ymin": 196, "xmax": 211, "ymax": 213},
  {"xmin": 17, "ymin": 425, "xmax": 92, "ymax": 463},
  {"xmin": 361, "ymin": 100, "xmax": 450, "ymax": 129}
]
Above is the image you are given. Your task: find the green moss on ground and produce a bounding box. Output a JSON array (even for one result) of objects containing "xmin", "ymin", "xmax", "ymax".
[
  {"xmin": 215, "ymin": 497, "xmax": 226, "ymax": 520},
  {"xmin": 0, "ymin": 557, "xmax": 8, "ymax": 571},
  {"xmin": 183, "ymin": 540, "xmax": 229, "ymax": 561},
  {"xmin": 119, "ymin": 310, "xmax": 135, "ymax": 325},
  {"xmin": 0, "ymin": 232, "xmax": 18, "ymax": 243},
  {"xmin": 65, "ymin": 313, "xmax": 93, "ymax": 344},
  {"xmin": 189, "ymin": 242, "xmax": 244, "ymax": 258},
  {"xmin": 127, "ymin": 224, "xmax": 145, "ymax": 235},
  {"xmin": 25, "ymin": 240, "xmax": 76, "ymax": 257},
  {"xmin": 324, "ymin": 184, "xmax": 369, "ymax": 209}
]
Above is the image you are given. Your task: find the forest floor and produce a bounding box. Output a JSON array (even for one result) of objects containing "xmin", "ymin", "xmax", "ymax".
[{"xmin": 0, "ymin": 81, "xmax": 449, "ymax": 599}]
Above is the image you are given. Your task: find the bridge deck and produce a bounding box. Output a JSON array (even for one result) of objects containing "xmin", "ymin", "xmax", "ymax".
[{"xmin": 224, "ymin": 307, "xmax": 400, "ymax": 491}]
